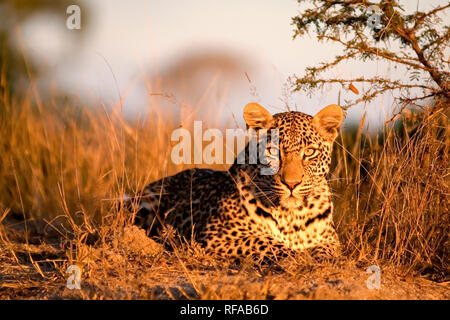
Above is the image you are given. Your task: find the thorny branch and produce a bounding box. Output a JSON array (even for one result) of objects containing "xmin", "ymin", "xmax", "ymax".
[{"xmin": 291, "ymin": 0, "xmax": 449, "ymax": 109}]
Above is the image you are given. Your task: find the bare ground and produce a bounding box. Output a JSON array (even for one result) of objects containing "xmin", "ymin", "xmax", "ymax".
[{"xmin": 1, "ymin": 224, "xmax": 448, "ymax": 300}]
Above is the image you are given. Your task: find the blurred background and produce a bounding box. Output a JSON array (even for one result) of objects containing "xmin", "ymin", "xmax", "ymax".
[{"xmin": 4, "ymin": 0, "xmax": 446, "ymax": 129}]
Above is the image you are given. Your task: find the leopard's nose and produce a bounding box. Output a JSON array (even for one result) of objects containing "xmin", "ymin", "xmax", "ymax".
[
  {"xmin": 281, "ymin": 160, "xmax": 304, "ymax": 190},
  {"xmin": 281, "ymin": 179, "xmax": 300, "ymax": 190}
]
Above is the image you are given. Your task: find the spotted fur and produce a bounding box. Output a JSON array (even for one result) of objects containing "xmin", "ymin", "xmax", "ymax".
[{"xmin": 128, "ymin": 103, "xmax": 344, "ymax": 261}]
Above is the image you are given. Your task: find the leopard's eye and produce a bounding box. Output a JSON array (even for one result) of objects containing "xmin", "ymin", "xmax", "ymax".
[
  {"xmin": 303, "ymin": 148, "xmax": 318, "ymax": 158},
  {"xmin": 264, "ymin": 145, "xmax": 279, "ymax": 157}
]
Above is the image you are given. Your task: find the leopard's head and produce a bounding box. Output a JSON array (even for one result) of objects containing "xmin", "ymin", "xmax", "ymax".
[{"xmin": 238, "ymin": 102, "xmax": 343, "ymax": 208}]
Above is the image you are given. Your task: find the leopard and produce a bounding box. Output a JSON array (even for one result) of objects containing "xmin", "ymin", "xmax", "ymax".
[{"xmin": 126, "ymin": 103, "xmax": 344, "ymax": 261}]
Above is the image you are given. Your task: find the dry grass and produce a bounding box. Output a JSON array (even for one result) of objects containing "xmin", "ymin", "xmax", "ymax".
[{"xmin": 0, "ymin": 80, "xmax": 448, "ymax": 299}]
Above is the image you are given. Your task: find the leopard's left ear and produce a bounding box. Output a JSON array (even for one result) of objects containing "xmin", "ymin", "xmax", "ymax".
[{"xmin": 312, "ymin": 104, "xmax": 343, "ymax": 142}]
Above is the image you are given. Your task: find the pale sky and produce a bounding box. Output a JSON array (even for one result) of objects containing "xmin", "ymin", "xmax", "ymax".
[{"xmin": 19, "ymin": 0, "xmax": 449, "ymax": 129}]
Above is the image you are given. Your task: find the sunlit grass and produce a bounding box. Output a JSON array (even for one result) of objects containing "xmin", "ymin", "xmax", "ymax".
[{"xmin": 0, "ymin": 76, "xmax": 448, "ymax": 299}]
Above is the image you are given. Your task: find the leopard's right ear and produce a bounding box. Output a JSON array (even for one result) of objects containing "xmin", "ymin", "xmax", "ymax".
[
  {"xmin": 243, "ymin": 103, "xmax": 274, "ymax": 130},
  {"xmin": 312, "ymin": 104, "xmax": 343, "ymax": 142}
]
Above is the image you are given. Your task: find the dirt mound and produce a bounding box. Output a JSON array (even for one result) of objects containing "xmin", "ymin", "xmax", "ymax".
[{"xmin": 112, "ymin": 226, "xmax": 163, "ymax": 257}]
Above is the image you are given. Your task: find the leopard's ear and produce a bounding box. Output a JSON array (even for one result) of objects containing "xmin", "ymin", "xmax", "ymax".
[
  {"xmin": 243, "ymin": 103, "xmax": 274, "ymax": 130},
  {"xmin": 312, "ymin": 104, "xmax": 343, "ymax": 142}
]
